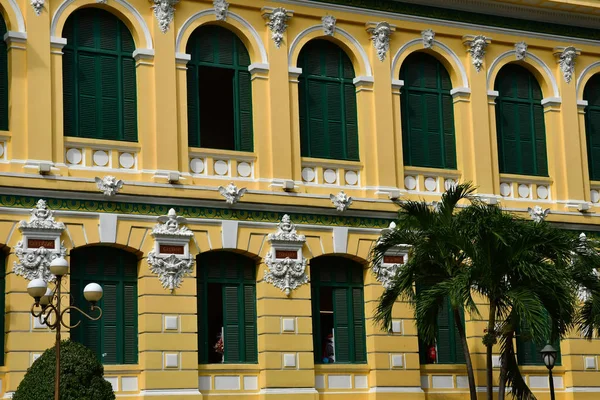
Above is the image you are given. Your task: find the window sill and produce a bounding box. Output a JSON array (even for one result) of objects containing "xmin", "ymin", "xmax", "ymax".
[
  {"xmin": 590, "ymin": 180, "xmax": 600, "ymax": 190},
  {"xmin": 301, "ymin": 157, "xmax": 362, "ymax": 170},
  {"xmin": 404, "ymin": 165, "xmax": 461, "ymax": 178},
  {"xmin": 189, "ymin": 147, "xmax": 256, "ymax": 161},
  {"xmin": 315, "ymin": 363, "xmax": 369, "ymax": 372},
  {"xmin": 420, "ymin": 364, "xmax": 467, "ymax": 373},
  {"xmin": 499, "ymin": 173, "xmax": 552, "ymax": 185},
  {"xmin": 64, "ymin": 136, "xmax": 141, "ymax": 152},
  {"xmin": 519, "ymin": 365, "xmax": 563, "ymax": 373},
  {"xmin": 0, "ymin": 131, "xmax": 10, "ymax": 140},
  {"xmin": 198, "ymin": 363, "xmax": 260, "ymax": 372},
  {"xmin": 103, "ymin": 364, "xmax": 141, "ymax": 374}
]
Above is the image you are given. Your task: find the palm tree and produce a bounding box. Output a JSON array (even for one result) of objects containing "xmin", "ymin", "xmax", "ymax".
[
  {"xmin": 371, "ymin": 183, "xmax": 479, "ymax": 400},
  {"xmin": 455, "ymin": 204, "xmax": 599, "ymax": 400}
]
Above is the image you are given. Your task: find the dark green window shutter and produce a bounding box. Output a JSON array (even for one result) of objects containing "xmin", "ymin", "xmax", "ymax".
[
  {"xmin": 197, "ymin": 252, "xmax": 257, "ymax": 364},
  {"xmin": 400, "ymin": 52, "xmax": 456, "ymax": 169},
  {"xmin": 517, "ymin": 316, "xmax": 561, "ymax": 366},
  {"xmin": 62, "ymin": 8, "xmax": 137, "ymax": 141},
  {"xmin": 352, "ymin": 288, "xmax": 367, "ymax": 363},
  {"xmin": 298, "ymin": 40, "xmax": 359, "ymax": 161},
  {"xmin": 0, "ymin": 16, "xmax": 8, "ymax": 131},
  {"xmin": 584, "ymin": 74, "xmax": 600, "ymax": 181},
  {"xmin": 333, "ymin": 288, "xmax": 350, "ymax": 363},
  {"xmin": 70, "ymin": 247, "xmax": 138, "ymax": 365},
  {"xmin": 223, "ymin": 286, "xmax": 241, "ymax": 363},
  {"xmin": 311, "ymin": 256, "xmax": 366, "ymax": 364},
  {"xmin": 244, "ymin": 285, "xmax": 258, "ymax": 362},
  {"xmin": 494, "ymin": 64, "xmax": 548, "ymax": 176},
  {"xmin": 186, "ymin": 26, "xmax": 253, "ymax": 151}
]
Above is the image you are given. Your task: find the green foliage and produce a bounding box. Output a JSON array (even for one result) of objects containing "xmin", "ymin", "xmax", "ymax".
[
  {"xmin": 14, "ymin": 340, "xmax": 115, "ymax": 400},
  {"xmin": 371, "ymin": 182, "xmax": 600, "ymax": 400}
]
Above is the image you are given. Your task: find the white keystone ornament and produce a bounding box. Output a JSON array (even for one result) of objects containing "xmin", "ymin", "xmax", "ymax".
[
  {"xmin": 213, "ymin": 0, "xmax": 229, "ymax": 21},
  {"xmin": 264, "ymin": 215, "xmax": 309, "ymax": 296},
  {"xmin": 322, "ymin": 15, "xmax": 336, "ymax": 36},
  {"xmin": 147, "ymin": 208, "xmax": 195, "ymax": 292},
  {"xmin": 13, "ymin": 200, "xmax": 66, "ymax": 282},
  {"xmin": 330, "ymin": 191, "xmax": 353, "ymax": 212}
]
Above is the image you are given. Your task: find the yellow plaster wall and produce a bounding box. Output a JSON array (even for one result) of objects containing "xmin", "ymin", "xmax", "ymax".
[{"xmin": 0, "ymin": 0, "xmax": 599, "ymax": 399}]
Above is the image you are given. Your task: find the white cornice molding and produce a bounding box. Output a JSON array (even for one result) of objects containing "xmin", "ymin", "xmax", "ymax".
[{"xmin": 277, "ymin": 0, "xmax": 600, "ymax": 46}]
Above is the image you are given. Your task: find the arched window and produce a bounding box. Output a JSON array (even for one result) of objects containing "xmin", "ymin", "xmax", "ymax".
[
  {"xmin": 62, "ymin": 8, "xmax": 137, "ymax": 141},
  {"xmin": 584, "ymin": 74, "xmax": 600, "ymax": 181},
  {"xmin": 400, "ymin": 52, "xmax": 456, "ymax": 169},
  {"xmin": 494, "ymin": 64, "xmax": 548, "ymax": 176},
  {"xmin": 186, "ymin": 26, "xmax": 253, "ymax": 151},
  {"xmin": 70, "ymin": 247, "xmax": 138, "ymax": 364},
  {"xmin": 197, "ymin": 252, "xmax": 257, "ymax": 364},
  {"xmin": 310, "ymin": 256, "xmax": 366, "ymax": 364},
  {"xmin": 297, "ymin": 40, "xmax": 359, "ymax": 161},
  {"xmin": 0, "ymin": 15, "xmax": 8, "ymax": 131}
]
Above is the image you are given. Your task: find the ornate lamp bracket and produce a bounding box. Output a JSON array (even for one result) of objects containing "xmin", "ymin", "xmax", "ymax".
[
  {"xmin": 264, "ymin": 215, "xmax": 309, "ymax": 296},
  {"xmin": 13, "ymin": 199, "xmax": 66, "ymax": 282},
  {"xmin": 147, "ymin": 208, "xmax": 195, "ymax": 292}
]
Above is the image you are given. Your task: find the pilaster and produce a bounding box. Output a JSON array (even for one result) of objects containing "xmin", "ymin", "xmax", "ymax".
[
  {"xmin": 25, "ymin": 6, "xmax": 53, "ymax": 167},
  {"xmin": 133, "ymin": 51, "xmax": 156, "ymax": 173},
  {"xmin": 4, "ymin": 32, "xmax": 26, "ymax": 165}
]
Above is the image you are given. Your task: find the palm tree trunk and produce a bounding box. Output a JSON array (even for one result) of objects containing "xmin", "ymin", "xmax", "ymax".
[
  {"xmin": 454, "ymin": 308, "xmax": 478, "ymax": 400},
  {"xmin": 487, "ymin": 301, "xmax": 497, "ymax": 400},
  {"xmin": 498, "ymin": 337, "xmax": 509, "ymax": 400}
]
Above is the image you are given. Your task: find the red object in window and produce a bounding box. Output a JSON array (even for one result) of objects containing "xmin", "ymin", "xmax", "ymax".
[{"xmin": 427, "ymin": 345, "xmax": 437, "ymax": 363}]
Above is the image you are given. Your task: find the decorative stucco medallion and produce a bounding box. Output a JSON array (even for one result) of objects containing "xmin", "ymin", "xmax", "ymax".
[
  {"xmin": 264, "ymin": 215, "xmax": 309, "ymax": 296},
  {"xmin": 151, "ymin": 0, "xmax": 178, "ymax": 33},
  {"xmin": 218, "ymin": 182, "xmax": 247, "ymax": 205},
  {"xmin": 515, "ymin": 41, "xmax": 528, "ymax": 60},
  {"xmin": 330, "ymin": 191, "xmax": 353, "ymax": 212},
  {"xmin": 13, "ymin": 200, "xmax": 66, "ymax": 282},
  {"xmin": 464, "ymin": 35, "xmax": 489, "ymax": 72},
  {"xmin": 527, "ymin": 205, "xmax": 550, "ymax": 223},
  {"xmin": 322, "ymin": 14, "xmax": 336, "ymax": 36},
  {"xmin": 421, "ymin": 29, "xmax": 435, "ymax": 48},
  {"xmin": 370, "ymin": 22, "xmax": 392, "ymax": 61},
  {"xmin": 214, "ymin": 0, "xmax": 229, "ymax": 21},
  {"xmin": 31, "ymin": 0, "xmax": 44, "ymax": 16},
  {"xmin": 147, "ymin": 208, "xmax": 195, "ymax": 292},
  {"xmin": 95, "ymin": 176, "xmax": 124, "ymax": 197},
  {"xmin": 265, "ymin": 7, "xmax": 290, "ymax": 48},
  {"xmin": 558, "ymin": 46, "xmax": 578, "ymax": 84}
]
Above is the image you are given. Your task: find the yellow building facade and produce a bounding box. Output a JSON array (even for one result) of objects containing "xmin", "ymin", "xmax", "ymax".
[{"xmin": 0, "ymin": 0, "xmax": 599, "ymax": 399}]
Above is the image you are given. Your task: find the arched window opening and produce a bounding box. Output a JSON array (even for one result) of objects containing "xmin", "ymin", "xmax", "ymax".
[
  {"xmin": 400, "ymin": 52, "xmax": 456, "ymax": 169},
  {"xmin": 62, "ymin": 8, "xmax": 137, "ymax": 141},
  {"xmin": 494, "ymin": 64, "xmax": 548, "ymax": 176},
  {"xmin": 70, "ymin": 246, "xmax": 138, "ymax": 364},
  {"xmin": 197, "ymin": 252, "xmax": 257, "ymax": 364},
  {"xmin": 0, "ymin": 249, "xmax": 5, "ymax": 366},
  {"xmin": 297, "ymin": 40, "xmax": 359, "ymax": 161},
  {"xmin": 0, "ymin": 15, "xmax": 8, "ymax": 131},
  {"xmin": 186, "ymin": 26, "xmax": 253, "ymax": 152},
  {"xmin": 584, "ymin": 74, "xmax": 600, "ymax": 181},
  {"xmin": 310, "ymin": 256, "xmax": 366, "ymax": 364}
]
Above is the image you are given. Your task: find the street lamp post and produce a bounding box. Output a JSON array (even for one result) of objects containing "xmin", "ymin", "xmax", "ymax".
[
  {"xmin": 26, "ymin": 257, "xmax": 104, "ymax": 400},
  {"xmin": 540, "ymin": 343, "xmax": 558, "ymax": 400}
]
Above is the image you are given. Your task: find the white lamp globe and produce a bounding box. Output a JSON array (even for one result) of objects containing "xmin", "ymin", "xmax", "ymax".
[
  {"xmin": 83, "ymin": 283, "xmax": 103, "ymax": 303},
  {"xmin": 27, "ymin": 279, "xmax": 48, "ymax": 300},
  {"xmin": 49, "ymin": 257, "xmax": 68, "ymax": 277},
  {"xmin": 39, "ymin": 288, "xmax": 53, "ymax": 306}
]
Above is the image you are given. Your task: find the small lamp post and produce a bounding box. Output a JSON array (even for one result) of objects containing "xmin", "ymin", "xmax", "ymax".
[
  {"xmin": 26, "ymin": 257, "xmax": 104, "ymax": 400},
  {"xmin": 540, "ymin": 343, "xmax": 558, "ymax": 400}
]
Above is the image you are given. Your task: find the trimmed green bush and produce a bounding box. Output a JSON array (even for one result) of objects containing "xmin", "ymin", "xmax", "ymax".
[{"xmin": 14, "ymin": 340, "xmax": 115, "ymax": 400}]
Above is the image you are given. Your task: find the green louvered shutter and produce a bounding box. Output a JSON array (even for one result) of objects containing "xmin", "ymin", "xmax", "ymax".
[
  {"xmin": 62, "ymin": 9, "xmax": 137, "ymax": 141},
  {"xmin": 223, "ymin": 286, "xmax": 241, "ymax": 363},
  {"xmin": 584, "ymin": 75, "xmax": 600, "ymax": 180},
  {"xmin": 352, "ymin": 288, "xmax": 367, "ymax": 363},
  {"xmin": 238, "ymin": 71, "xmax": 254, "ymax": 152},
  {"xmin": 517, "ymin": 315, "xmax": 561, "ymax": 366},
  {"xmin": 187, "ymin": 65, "xmax": 200, "ymax": 147},
  {"xmin": 454, "ymin": 308, "xmax": 466, "ymax": 363},
  {"xmin": 333, "ymin": 288, "xmax": 350, "ymax": 363},
  {"xmin": 298, "ymin": 40, "xmax": 358, "ymax": 161},
  {"xmin": 102, "ymin": 283, "xmax": 118, "ymax": 364},
  {"xmin": 495, "ymin": 64, "xmax": 547, "ymax": 176},
  {"xmin": 197, "ymin": 279, "xmax": 207, "ymax": 363},
  {"xmin": 243, "ymin": 285, "xmax": 257, "ymax": 362},
  {"xmin": 587, "ymin": 108, "xmax": 600, "ymax": 180},
  {"xmin": 436, "ymin": 300, "xmax": 453, "ymax": 364},
  {"xmin": 0, "ymin": 17, "xmax": 8, "ymax": 131},
  {"xmin": 123, "ymin": 282, "xmax": 137, "ymax": 364},
  {"xmin": 400, "ymin": 52, "xmax": 456, "ymax": 169}
]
